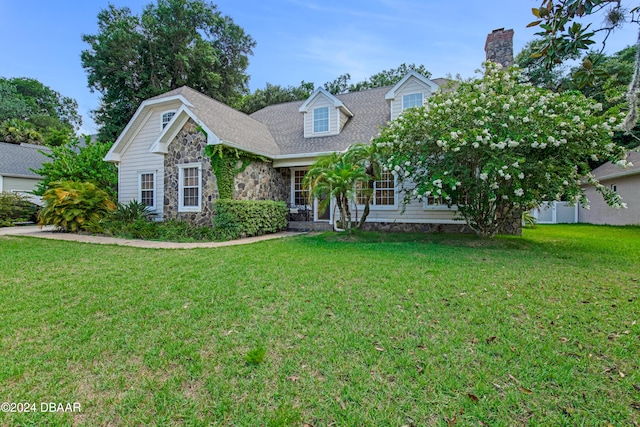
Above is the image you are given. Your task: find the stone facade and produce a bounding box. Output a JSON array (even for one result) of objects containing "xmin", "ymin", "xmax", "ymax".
[
  {"xmin": 485, "ymin": 28, "xmax": 514, "ymax": 68},
  {"xmin": 163, "ymin": 119, "xmax": 291, "ymax": 226},
  {"xmin": 235, "ymin": 161, "xmax": 289, "ymax": 202},
  {"xmin": 164, "ymin": 120, "xmax": 218, "ymax": 226},
  {"xmin": 360, "ymin": 211, "xmax": 522, "ymax": 236},
  {"xmin": 361, "ymin": 222, "xmax": 472, "ymax": 233},
  {"xmin": 498, "ymin": 208, "xmax": 523, "ymax": 236}
]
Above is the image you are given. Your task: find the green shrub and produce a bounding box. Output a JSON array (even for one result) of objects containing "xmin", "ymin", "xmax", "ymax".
[
  {"xmin": 38, "ymin": 181, "xmax": 116, "ymax": 232},
  {"xmin": 94, "ymin": 218, "xmax": 219, "ymax": 242},
  {"xmin": 33, "ymin": 136, "xmax": 118, "ymax": 199},
  {"xmin": 213, "ymin": 200, "xmax": 288, "ymax": 239},
  {"xmin": 0, "ymin": 192, "xmax": 39, "ymax": 226},
  {"xmin": 114, "ymin": 200, "xmax": 157, "ymax": 222}
]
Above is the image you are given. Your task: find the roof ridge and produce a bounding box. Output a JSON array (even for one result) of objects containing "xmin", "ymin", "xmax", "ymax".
[{"xmin": 176, "ymin": 86, "xmax": 278, "ymax": 130}]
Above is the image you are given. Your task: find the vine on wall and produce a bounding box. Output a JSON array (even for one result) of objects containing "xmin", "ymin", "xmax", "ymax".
[{"xmin": 204, "ymin": 144, "xmax": 266, "ymax": 199}]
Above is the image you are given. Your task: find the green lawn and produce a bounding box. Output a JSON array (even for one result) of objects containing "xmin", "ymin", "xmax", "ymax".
[{"xmin": 0, "ymin": 225, "xmax": 638, "ymax": 426}]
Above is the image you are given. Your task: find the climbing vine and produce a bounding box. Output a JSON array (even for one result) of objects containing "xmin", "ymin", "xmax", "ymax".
[{"xmin": 204, "ymin": 144, "xmax": 267, "ymax": 199}]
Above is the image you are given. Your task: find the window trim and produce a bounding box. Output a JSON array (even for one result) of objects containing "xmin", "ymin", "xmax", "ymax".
[
  {"xmin": 138, "ymin": 171, "xmax": 156, "ymax": 210},
  {"xmin": 313, "ymin": 106, "xmax": 330, "ymax": 134},
  {"xmin": 290, "ymin": 168, "xmax": 309, "ymax": 207},
  {"xmin": 355, "ymin": 172, "xmax": 398, "ymax": 210},
  {"xmin": 402, "ymin": 93, "xmax": 423, "ymax": 111},
  {"xmin": 161, "ymin": 110, "xmax": 176, "ymax": 129},
  {"xmin": 178, "ymin": 163, "xmax": 202, "ymax": 213}
]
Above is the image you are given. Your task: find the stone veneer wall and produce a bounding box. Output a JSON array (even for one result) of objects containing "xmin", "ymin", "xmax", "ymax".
[
  {"xmin": 164, "ymin": 119, "xmax": 218, "ymax": 226},
  {"xmin": 164, "ymin": 118, "xmax": 291, "ymax": 226},
  {"xmin": 360, "ymin": 209, "xmax": 522, "ymax": 236},
  {"xmin": 361, "ymin": 220, "xmax": 521, "ymax": 236},
  {"xmin": 235, "ymin": 161, "xmax": 289, "ymax": 202}
]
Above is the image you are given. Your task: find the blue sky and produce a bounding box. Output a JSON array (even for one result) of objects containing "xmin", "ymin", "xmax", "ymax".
[{"xmin": 0, "ymin": 0, "xmax": 636, "ymax": 135}]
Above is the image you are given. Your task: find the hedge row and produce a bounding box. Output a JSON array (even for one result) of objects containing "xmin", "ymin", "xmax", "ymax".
[{"xmin": 213, "ymin": 199, "xmax": 288, "ymax": 239}]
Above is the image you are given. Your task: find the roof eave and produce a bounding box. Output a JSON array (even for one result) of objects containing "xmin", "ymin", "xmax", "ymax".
[
  {"xmin": 385, "ymin": 70, "xmax": 440, "ymax": 100},
  {"xmin": 0, "ymin": 173, "xmax": 42, "ymax": 179},
  {"xmin": 105, "ymin": 93, "xmax": 193, "ymax": 160},
  {"xmin": 593, "ymin": 168, "xmax": 640, "ymax": 182}
]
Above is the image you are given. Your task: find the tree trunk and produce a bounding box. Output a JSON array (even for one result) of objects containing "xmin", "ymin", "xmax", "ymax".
[{"xmin": 357, "ymin": 195, "xmax": 372, "ymax": 229}]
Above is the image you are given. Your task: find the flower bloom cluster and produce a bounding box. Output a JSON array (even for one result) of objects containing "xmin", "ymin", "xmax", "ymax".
[{"xmin": 375, "ymin": 62, "xmax": 628, "ymax": 235}]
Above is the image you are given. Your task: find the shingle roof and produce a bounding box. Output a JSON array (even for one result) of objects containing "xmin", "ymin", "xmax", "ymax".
[
  {"xmin": 591, "ymin": 149, "xmax": 640, "ymax": 181},
  {"xmin": 151, "ymin": 86, "xmax": 280, "ymax": 156},
  {"xmin": 0, "ymin": 142, "xmax": 51, "ymax": 178},
  {"xmin": 250, "ymin": 86, "xmax": 391, "ymax": 155}
]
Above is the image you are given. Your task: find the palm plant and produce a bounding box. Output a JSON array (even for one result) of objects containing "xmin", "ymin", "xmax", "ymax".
[
  {"xmin": 38, "ymin": 181, "xmax": 116, "ymax": 232},
  {"xmin": 303, "ymin": 153, "xmax": 368, "ymax": 232},
  {"xmin": 343, "ymin": 142, "xmax": 382, "ymax": 228}
]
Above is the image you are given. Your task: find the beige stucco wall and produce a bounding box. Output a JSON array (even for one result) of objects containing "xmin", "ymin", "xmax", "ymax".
[{"xmin": 579, "ymin": 174, "xmax": 640, "ymax": 225}]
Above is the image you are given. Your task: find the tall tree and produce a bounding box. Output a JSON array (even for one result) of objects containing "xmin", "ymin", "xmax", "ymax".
[
  {"xmin": 7, "ymin": 78, "xmax": 81, "ymax": 130},
  {"xmin": 528, "ymin": 1, "xmax": 640, "ymax": 131},
  {"xmin": 0, "ymin": 80, "xmax": 32, "ymax": 121},
  {"xmin": 0, "ymin": 77, "xmax": 80, "ymax": 145},
  {"xmin": 82, "ymin": 0, "xmax": 255, "ymax": 142},
  {"xmin": 515, "ymin": 39, "xmax": 573, "ymax": 90}
]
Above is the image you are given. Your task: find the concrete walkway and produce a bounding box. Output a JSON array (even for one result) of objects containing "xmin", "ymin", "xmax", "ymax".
[{"xmin": 0, "ymin": 225, "xmax": 304, "ymax": 249}]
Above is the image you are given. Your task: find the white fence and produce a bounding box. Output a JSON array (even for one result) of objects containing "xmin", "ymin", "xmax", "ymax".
[{"xmin": 531, "ymin": 201, "xmax": 578, "ymax": 224}]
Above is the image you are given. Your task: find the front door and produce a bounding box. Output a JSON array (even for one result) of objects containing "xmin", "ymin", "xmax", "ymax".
[{"xmin": 315, "ymin": 197, "xmax": 330, "ymax": 221}]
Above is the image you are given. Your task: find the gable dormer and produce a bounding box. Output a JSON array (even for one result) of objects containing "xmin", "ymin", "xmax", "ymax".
[
  {"xmin": 299, "ymin": 88, "xmax": 353, "ymax": 138},
  {"xmin": 385, "ymin": 70, "xmax": 440, "ymax": 121}
]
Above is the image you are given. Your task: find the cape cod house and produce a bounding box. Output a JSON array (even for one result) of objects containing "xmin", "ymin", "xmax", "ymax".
[{"xmin": 104, "ymin": 29, "xmax": 521, "ymax": 233}]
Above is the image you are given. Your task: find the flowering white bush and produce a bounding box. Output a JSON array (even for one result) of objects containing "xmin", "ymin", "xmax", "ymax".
[{"xmin": 376, "ymin": 62, "xmax": 629, "ymax": 237}]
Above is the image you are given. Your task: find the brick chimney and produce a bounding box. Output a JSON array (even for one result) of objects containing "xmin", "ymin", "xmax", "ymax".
[{"xmin": 485, "ymin": 28, "xmax": 514, "ymax": 67}]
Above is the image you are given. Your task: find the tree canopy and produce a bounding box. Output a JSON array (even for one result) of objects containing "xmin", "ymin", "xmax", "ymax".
[
  {"xmin": 323, "ymin": 63, "xmax": 432, "ymax": 95},
  {"xmin": 82, "ymin": 0, "xmax": 255, "ymax": 142},
  {"xmin": 237, "ymin": 81, "xmax": 315, "ymax": 114},
  {"xmin": 517, "ymin": 41, "xmax": 639, "ymax": 149},
  {"xmin": 0, "ymin": 77, "xmax": 80, "ymax": 145},
  {"xmin": 528, "ymin": 0, "xmax": 639, "ymax": 131}
]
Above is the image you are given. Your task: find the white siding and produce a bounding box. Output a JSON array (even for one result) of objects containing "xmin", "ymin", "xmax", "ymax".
[
  {"xmin": 339, "ymin": 110, "xmax": 350, "ymax": 132},
  {"xmin": 303, "ymin": 94, "xmax": 339, "ymax": 138},
  {"xmin": 390, "ymin": 78, "xmax": 432, "ymax": 121},
  {"xmin": 118, "ymin": 104, "xmax": 182, "ymax": 219},
  {"xmin": 1, "ymin": 176, "xmax": 40, "ymax": 193},
  {"xmin": 0, "ymin": 176, "xmax": 42, "ymax": 204},
  {"xmin": 350, "ymin": 197, "xmax": 461, "ymax": 224}
]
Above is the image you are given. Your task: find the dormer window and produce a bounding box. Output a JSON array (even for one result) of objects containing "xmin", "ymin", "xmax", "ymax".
[
  {"xmin": 402, "ymin": 93, "xmax": 423, "ymax": 111},
  {"xmin": 313, "ymin": 107, "xmax": 329, "ymax": 133},
  {"xmin": 299, "ymin": 88, "xmax": 353, "ymax": 138},
  {"xmin": 162, "ymin": 111, "xmax": 176, "ymax": 129}
]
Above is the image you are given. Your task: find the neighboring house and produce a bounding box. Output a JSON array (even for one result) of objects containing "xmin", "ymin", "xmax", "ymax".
[
  {"xmin": 105, "ymin": 29, "xmax": 520, "ymax": 233},
  {"xmin": 0, "ymin": 142, "xmax": 50, "ymax": 204},
  {"xmin": 579, "ymin": 150, "xmax": 640, "ymax": 225}
]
